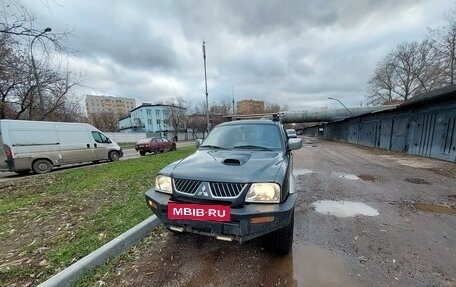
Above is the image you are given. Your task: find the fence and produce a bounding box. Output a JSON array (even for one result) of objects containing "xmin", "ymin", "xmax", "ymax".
[{"xmin": 105, "ymin": 131, "xmax": 207, "ymax": 143}]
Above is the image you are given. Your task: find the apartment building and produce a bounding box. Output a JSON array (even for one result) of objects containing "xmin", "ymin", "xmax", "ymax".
[
  {"xmin": 236, "ymin": 99, "xmax": 265, "ymax": 115},
  {"xmin": 85, "ymin": 95, "xmax": 136, "ymax": 117}
]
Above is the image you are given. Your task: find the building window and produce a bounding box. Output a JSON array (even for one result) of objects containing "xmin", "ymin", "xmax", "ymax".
[
  {"xmin": 156, "ymin": 119, "xmax": 161, "ymax": 126},
  {"xmin": 147, "ymin": 119, "xmax": 152, "ymax": 125},
  {"xmin": 147, "ymin": 109, "xmax": 151, "ymax": 115},
  {"xmin": 156, "ymin": 110, "xmax": 160, "ymax": 117}
]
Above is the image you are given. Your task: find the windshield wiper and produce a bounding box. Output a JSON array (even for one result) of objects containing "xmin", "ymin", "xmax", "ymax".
[
  {"xmin": 200, "ymin": 145, "xmax": 226, "ymax": 150},
  {"xmin": 233, "ymin": 145, "xmax": 273, "ymax": 151}
]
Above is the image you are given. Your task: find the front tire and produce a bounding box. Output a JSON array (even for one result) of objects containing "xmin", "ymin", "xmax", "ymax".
[
  {"xmin": 32, "ymin": 159, "xmax": 53, "ymax": 174},
  {"xmin": 268, "ymin": 211, "xmax": 294, "ymax": 255},
  {"xmin": 108, "ymin": 151, "xmax": 120, "ymax": 162},
  {"xmin": 139, "ymin": 150, "xmax": 146, "ymax": 156}
]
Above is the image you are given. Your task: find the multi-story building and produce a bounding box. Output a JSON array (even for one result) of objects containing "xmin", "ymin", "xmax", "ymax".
[
  {"xmin": 236, "ymin": 99, "xmax": 265, "ymax": 115},
  {"xmin": 85, "ymin": 95, "xmax": 136, "ymax": 118},
  {"xmin": 118, "ymin": 103, "xmax": 186, "ymax": 137}
]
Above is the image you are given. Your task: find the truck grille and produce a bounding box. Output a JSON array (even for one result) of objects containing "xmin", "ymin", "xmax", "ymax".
[
  {"xmin": 173, "ymin": 178, "xmax": 247, "ymax": 198},
  {"xmin": 174, "ymin": 178, "xmax": 201, "ymax": 195},
  {"xmin": 209, "ymin": 182, "xmax": 246, "ymax": 197}
]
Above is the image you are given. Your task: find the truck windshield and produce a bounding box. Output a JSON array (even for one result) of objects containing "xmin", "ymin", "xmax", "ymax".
[{"xmin": 201, "ymin": 124, "xmax": 283, "ymax": 150}]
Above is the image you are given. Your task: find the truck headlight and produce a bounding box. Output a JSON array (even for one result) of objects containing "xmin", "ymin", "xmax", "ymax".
[
  {"xmin": 155, "ymin": 175, "xmax": 172, "ymax": 194},
  {"xmin": 246, "ymin": 183, "xmax": 280, "ymax": 203}
]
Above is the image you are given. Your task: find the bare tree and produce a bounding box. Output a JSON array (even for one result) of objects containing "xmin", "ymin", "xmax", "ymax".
[
  {"xmin": 165, "ymin": 96, "xmax": 187, "ymax": 137},
  {"xmin": 0, "ymin": 1, "xmax": 82, "ymax": 121},
  {"xmin": 90, "ymin": 112, "xmax": 118, "ymax": 132},
  {"xmin": 367, "ymin": 40, "xmax": 444, "ymax": 105},
  {"xmin": 430, "ymin": 9, "xmax": 456, "ymax": 85}
]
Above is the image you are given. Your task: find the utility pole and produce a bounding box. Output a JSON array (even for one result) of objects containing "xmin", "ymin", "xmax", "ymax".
[{"xmin": 202, "ymin": 41, "xmax": 210, "ymax": 133}]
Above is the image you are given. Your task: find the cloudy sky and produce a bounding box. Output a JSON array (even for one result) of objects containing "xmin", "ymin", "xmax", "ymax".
[{"xmin": 20, "ymin": 0, "xmax": 454, "ymax": 112}]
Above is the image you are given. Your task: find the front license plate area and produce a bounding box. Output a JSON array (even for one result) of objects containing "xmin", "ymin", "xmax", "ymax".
[{"xmin": 168, "ymin": 202, "xmax": 230, "ymax": 222}]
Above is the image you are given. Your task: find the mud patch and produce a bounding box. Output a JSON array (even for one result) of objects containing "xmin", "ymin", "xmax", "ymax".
[
  {"xmin": 414, "ymin": 203, "xmax": 456, "ymax": 215},
  {"xmin": 293, "ymin": 169, "xmax": 313, "ymax": 176},
  {"xmin": 405, "ymin": 178, "xmax": 431, "ymax": 185},
  {"xmin": 358, "ymin": 174, "xmax": 376, "ymax": 182},
  {"xmin": 312, "ymin": 200, "xmax": 379, "ymax": 217},
  {"xmin": 293, "ymin": 244, "xmax": 361, "ymax": 287}
]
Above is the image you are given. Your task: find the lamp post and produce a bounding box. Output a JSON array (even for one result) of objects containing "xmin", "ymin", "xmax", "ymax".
[
  {"xmin": 31, "ymin": 27, "xmax": 52, "ymax": 119},
  {"xmin": 328, "ymin": 97, "xmax": 354, "ymax": 117},
  {"xmin": 202, "ymin": 41, "xmax": 209, "ymax": 133}
]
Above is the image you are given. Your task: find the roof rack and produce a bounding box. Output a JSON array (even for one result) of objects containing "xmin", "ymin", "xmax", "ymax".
[{"xmin": 224, "ymin": 113, "xmax": 284, "ymax": 122}]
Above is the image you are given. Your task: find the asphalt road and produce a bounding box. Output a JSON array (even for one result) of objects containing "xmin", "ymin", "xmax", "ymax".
[{"xmin": 97, "ymin": 136, "xmax": 455, "ymax": 287}]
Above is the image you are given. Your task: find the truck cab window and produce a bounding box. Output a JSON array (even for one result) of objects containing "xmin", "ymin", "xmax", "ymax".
[{"xmin": 91, "ymin": 131, "xmax": 110, "ymax": 143}]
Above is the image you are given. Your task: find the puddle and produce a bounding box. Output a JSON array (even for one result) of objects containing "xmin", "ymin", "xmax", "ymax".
[
  {"xmin": 405, "ymin": 178, "xmax": 431, "ymax": 185},
  {"xmin": 293, "ymin": 169, "xmax": 313, "ymax": 176},
  {"xmin": 414, "ymin": 203, "xmax": 456, "ymax": 215},
  {"xmin": 358, "ymin": 174, "xmax": 376, "ymax": 182},
  {"xmin": 312, "ymin": 200, "xmax": 379, "ymax": 217},
  {"xmin": 337, "ymin": 174, "xmax": 360, "ymax": 180},
  {"xmin": 292, "ymin": 244, "xmax": 362, "ymax": 287}
]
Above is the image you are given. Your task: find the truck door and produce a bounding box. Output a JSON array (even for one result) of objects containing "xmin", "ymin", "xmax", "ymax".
[{"xmin": 91, "ymin": 131, "xmax": 110, "ymax": 160}]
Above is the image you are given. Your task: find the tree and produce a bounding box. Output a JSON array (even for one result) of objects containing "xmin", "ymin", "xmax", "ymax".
[
  {"xmin": 367, "ymin": 40, "xmax": 444, "ymax": 105},
  {"xmin": 90, "ymin": 112, "xmax": 118, "ymax": 132},
  {"xmin": 0, "ymin": 1, "xmax": 83, "ymax": 121},
  {"xmin": 430, "ymin": 9, "xmax": 456, "ymax": 85},
  {"xmin": 165, "ymin": 96, "xmax": 187, "ymax": 135}
]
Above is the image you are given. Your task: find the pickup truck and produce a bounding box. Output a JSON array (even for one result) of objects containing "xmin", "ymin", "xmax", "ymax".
[{"xmin": 145, "ymin": 119, "xmax": 302, "ymax": 254}]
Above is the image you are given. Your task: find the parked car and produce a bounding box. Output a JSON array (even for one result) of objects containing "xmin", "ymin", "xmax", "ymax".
[
  {"xmin": 0, "ymin": 119, "xmax": 123, "ymax": 174},
  {"xmin": 286, "ymin": 129, "xmax": 297, "ymax": 138},
  {"xmin": 145, "ymin": 119, "xmax": 302, "ymax": 254},
  {"xmin": 135, "ymin": 137, "xmax": 176, "ymax": 156}
]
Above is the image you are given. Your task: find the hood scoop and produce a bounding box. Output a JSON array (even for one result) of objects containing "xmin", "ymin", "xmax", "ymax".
[
  {"xmin": 223, "ymin": 158, "xmax": 241, "ymax": 166},
  {"xmin": 221, "ymin": 153, "xmax": 251, "ymax": 166}
]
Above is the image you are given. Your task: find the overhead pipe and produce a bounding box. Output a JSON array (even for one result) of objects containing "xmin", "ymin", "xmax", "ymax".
[{"xmin": 280, "ymin": 106, "xmax": 397, "ymax": 124}]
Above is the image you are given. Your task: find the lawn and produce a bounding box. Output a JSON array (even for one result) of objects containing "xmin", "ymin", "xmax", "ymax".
[{"xmin": 0, "ymin": 147, "xmax": 195, "ymax": 286}]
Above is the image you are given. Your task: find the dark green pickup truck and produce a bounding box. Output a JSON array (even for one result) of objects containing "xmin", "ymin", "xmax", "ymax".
[{"xmin": 145, "ymin": 119, "xmax": 302, "ymax": 254}]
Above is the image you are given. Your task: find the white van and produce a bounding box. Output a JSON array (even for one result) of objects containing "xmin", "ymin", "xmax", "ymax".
[{"xmin": 0, "ymin": 120, "xmax": 123, "ymax": 174}]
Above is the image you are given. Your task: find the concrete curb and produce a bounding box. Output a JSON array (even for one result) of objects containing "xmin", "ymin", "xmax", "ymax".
[{"xmin": 38, "ymin": 215, "xmax": 160, "ymax": 287}]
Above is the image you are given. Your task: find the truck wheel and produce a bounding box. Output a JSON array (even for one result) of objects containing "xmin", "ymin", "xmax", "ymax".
[
  {"xmin": 32, "ymin": 159, "xmax": 53, "ymax": 174},
  {"xmin": 139, "ymin": 150, "xmax": 146, "ymax": 156},
  {"xmin": 269, "ymin": 211, "xmax": 294, "ymax": 255},
  {"xmin": 108, "ymin": 151, "xmax": 120, "ymax": 162}
]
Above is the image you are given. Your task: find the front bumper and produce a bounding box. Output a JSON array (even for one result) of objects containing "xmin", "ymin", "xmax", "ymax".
[{"xmin": 145, "ymin": 189, "xmax": 297, "ymax": 243}]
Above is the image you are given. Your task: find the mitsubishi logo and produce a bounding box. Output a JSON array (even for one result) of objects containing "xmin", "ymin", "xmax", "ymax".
[{"xmin": 196, "ymin": 182, "xmax": 210, "ymax": 197}]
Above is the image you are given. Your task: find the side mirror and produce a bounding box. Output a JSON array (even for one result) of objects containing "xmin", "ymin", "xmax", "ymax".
[
  {"xmin": 106, "ymin": 138, "xmax": 112, "ymax": 144},
  {"xmin": 195, "ymin": 139, "xmax": 203, "ymax": 148},
  {"xmin": 288, "ymin": 138, "xmax": 302, "ymax": 151}
]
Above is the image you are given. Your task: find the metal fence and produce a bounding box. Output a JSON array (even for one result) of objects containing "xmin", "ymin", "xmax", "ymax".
[{"xmin": 303, "ymin": 98, "xmax": 456, "ymax": 162}]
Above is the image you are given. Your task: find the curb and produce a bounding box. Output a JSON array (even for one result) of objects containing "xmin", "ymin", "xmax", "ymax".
[{"xmin": 38, "ymin": 215, "xmax": 160, "ymax": 287}]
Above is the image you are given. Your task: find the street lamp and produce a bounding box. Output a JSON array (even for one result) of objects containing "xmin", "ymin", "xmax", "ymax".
[
  {"xmin": 31, "ymin": 27, "xmax": 52, "ymax": 119},
  {"xmin": 328, "ymin": 97, "xmax": 354, "ymax": 117}
]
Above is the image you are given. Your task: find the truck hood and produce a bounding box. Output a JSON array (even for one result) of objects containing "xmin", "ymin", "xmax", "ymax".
[{"xmin": 171, "ymin": 150, "xmax": 284, "ymax": 183}]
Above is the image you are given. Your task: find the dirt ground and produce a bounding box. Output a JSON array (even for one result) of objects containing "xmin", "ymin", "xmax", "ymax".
[{"xmin": 96, "ymin": 137, "xmax": 455, "ymax": 287}]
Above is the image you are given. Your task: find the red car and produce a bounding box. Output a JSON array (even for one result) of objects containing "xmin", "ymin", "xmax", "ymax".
[{"xmin": 135, "ymin": 137, "xmax": 176, "ymax": 156}]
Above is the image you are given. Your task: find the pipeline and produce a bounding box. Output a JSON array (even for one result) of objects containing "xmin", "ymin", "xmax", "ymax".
[{"xmin": 280, "ymin": 106, "xmax": 397, "ymax": 123}]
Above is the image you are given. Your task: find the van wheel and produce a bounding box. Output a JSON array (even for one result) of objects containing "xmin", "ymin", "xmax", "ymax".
[
  {"xmin": 108, "ymin": 151, "xmax": 120, "ymax": 162},
  {"xmin": 139, "ymin": 150, "xmax": 146, "ymax": 156},
  {"xmin": 32, "ymin": 159, "xmax": 53, "ymax": 174},
  {"xmin": 268, "ymin": 211, "xmax": 294, "ymax": 255}
]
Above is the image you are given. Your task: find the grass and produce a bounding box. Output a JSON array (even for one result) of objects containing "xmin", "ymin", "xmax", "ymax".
[{"xmin": 0, "ymin": 147, "xmax": 195, "ymax": 287}]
